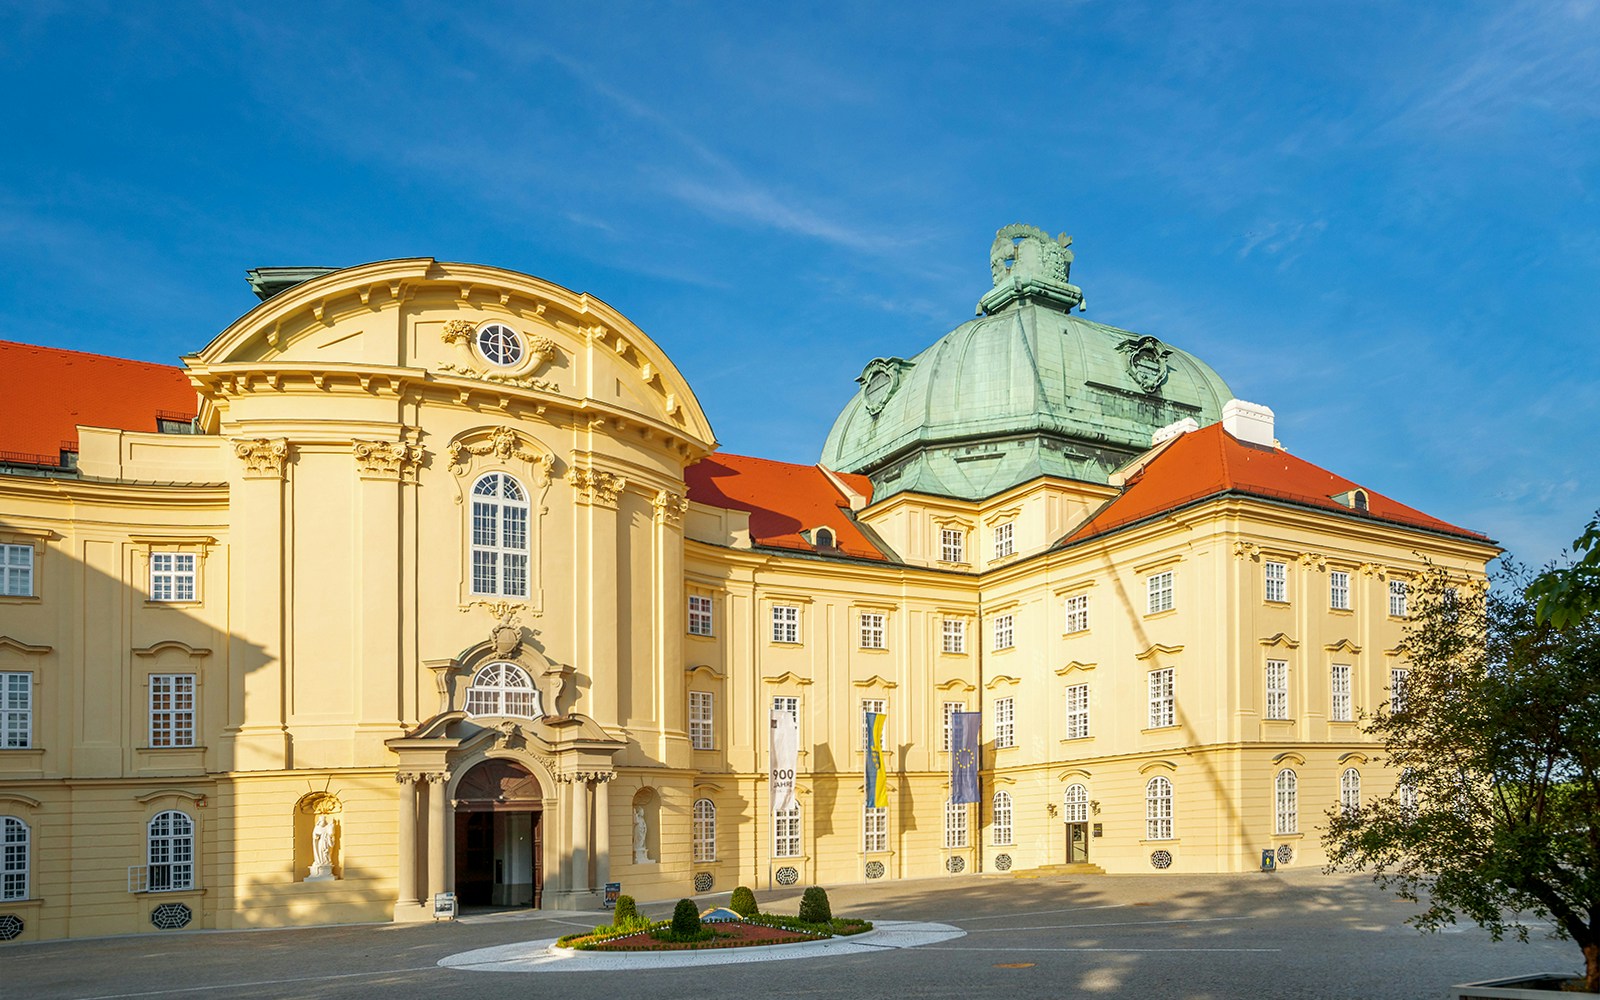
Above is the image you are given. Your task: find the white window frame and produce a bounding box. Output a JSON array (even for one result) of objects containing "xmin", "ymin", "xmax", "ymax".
[
  {"xmin": 1330, "ymin": 663, "xmax": 1352, "ymax": 722},
  {"xmin": 940, "ymin": 527, "xmax": 965, "ymax": 564},
  {"xmin": 1330, "ymin": 570, "xmax": 1351, "ymax": 611},
  {"xmin": 944, "ymin": 800, "xmax": 969, "ymax": 849},
  {"xmin": 772, "ymin": 695, "xmax": 800, "ymax": 746},
  {"xmin": 1389, "ymin": 667, "xmax": 1409, "ymax": 713},
  {"xmin": 693, "ymin": 798, "xmax": 716, "ymax": 862},
  {"xmin": 993, "ymin": 521, "xmax": 1014, "ymax": 560},
  {"xmin": 771, "ymin": 604, "xmax": 800, "ymax": 644},
  {"xmin": 1148, "ymin": 667, "xmax": 1175, "ymax": 729},
  {"xmin": 863, "ymin": 805, "xmax": 888, "ymax": 853},
  {"xmin": 1146, "ymin": 570, "xmax": 1174, "ymax": 614},
  {"xmin": 149, "ymin": 673, "xmax": 197, "ymax": 748},
  {"xmin": 1064, "ymin": 783, "xmax": 1089, "ymax": 824},
  {"xmin": 1265, "ymin": 660, "xmax": 1288, "ymax": 721},
  {"xmin": 688, "ymin": 690, "xmax": 714, "ymax": 751},
  {"xmin": 942, "ymin": 618, "xmax": 966, "ymax": 654},
  {"xmin": 687, "ymin": 594, "xmax": 714, "ymax": 637},
  {"xmin": 475, "ymin": 322, "xmax": 525, "ymax": 367},
  {"xmin": 1389, "ymin": 579, "xmax": 1409, "ymax": 618},
  {"xmin": 859, "ymin": 612, "xmax": 886, "ymax": 650},
  {"xmin": 1065, "ymin": 683, "xmax": 1090, "ymax": 740},
  {"xmin": 469, "ymin": 473, "xmax": 530, "ymax": 598},
  {"xmin": 150, "ymin": 552, "xmax": 197, "ymax": 603},
  {"xmin": 1, "ymin": 672, "xmax": 31, "ymax": 749},
  {"xmin": 1275, "ymin": 769, "xmax": 1298, "ymax": 835},
  {"xmin": 991, "ymin": 790, "xmax": 1013, "ymax": 846},
  {"xmin": 463, "ymin": 662, "xmax": 541, "ymax": 719},
  {"xmin": 861, "ymin": 698, "xmax": 886, "ymax": 751},
  {"xmin": 1, "ymin": 816, "xmax": 27, "ymax": 901},
  {"xmin": 942, "ymin": 701, "xmax": 964, "ymax": 752},
  {"xmin": 1146, "ymin": 776, "xmax": 1173, "ymax": 840},
  {"xmin": 1064, "ymin": 594, "xmax": 1089, "ymax": 633},
  {"xmin": 0, "ymin": 544, "xmax": 33, "ymax": 597},
  {"xmin": 773, "ymin": 804, "xmax": 801, "ymax": 858},
  {"xmin": 1265, "ymin": 560, "xmax": 1287, "ymax": 603},
  {"xmin": 1399, "ymin": 770, "xmax": 1418, "ymax": 813},
  {"xmin": 148, "ymin": 810, "xmax": 195, "ymax": 892},
  {"xmin": 1340, "ymin": 768, "xmax": 1361, "ymax": 816},
  {"xmin": 993, "ymin": 613, "xmax": 1014, "ymax": 651},
  {"xmin": 994, "ymin": 697, "xmax": 1016, "ymax": 749}
]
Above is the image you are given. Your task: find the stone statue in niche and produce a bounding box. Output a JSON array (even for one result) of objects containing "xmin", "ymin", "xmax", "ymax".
[
  {"xmin": 307, "ymin": 813, "xmax": 337, "ymax": 881},
  {"xmin": 633, "ymin": 806, "xmax": 653, "ymax": 864}
]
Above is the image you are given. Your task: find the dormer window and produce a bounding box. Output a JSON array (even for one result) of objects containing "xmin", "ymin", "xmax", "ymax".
[
  {"xmin": 1332, "ymin": 489, "xmax": 1370, "ymax": 512},
  {"xmin": 812, "ymin": 526, "xmax": 836, "ymax": 549}
]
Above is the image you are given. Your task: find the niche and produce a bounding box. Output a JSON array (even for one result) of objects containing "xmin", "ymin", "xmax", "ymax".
[
  {"xmin": 294, "ymin": 792, "xmax": 343, "ymax": 882},
  {"xmin": 630, "ymin": 788, "xmax": 660, "ymax": 865}
]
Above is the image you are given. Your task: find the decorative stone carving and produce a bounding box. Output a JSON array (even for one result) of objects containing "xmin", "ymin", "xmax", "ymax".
[
  {"xmin": 856, "ymin": 357, "xmax": 916, "ymax": 416},
  {"xmin": 566, "ymin": 467, "xmax": 626, "ymax": 507},
  {"xmin": 352, "ymin": 439, "xmax": 424, "ymax": 481},
  {"xmin": 543, "ymin": 663, "xmax": 574, "ymax": 716},
  {"xmin": 441, "ymin": 319, "xmax": 475, "ymax": 345},
  {"xmin": 633, "ymin": 806, "xmax": 653, "ymax": 864},
  {"xmin": 458, "ymin": 599, "xmax": 532, "ymax": 619},
  {"xmin": 1299, "ymin": 552, "xmax": 1327, "ymax": 571},
  {"xmin": 1233, "ymin": 541, "xmax": 1262, "ymax": 560},
  {"xmin": 437, "ymin": 362, "xmax": 560, "ymax": 393},
  {"xmin": 652, "ymin": 489, "xmax": 689, "ymax": 525},
  {"xmin": 526, "ymin": 335, "xmax": 558, "ymax": 368},
  {"xmin": 979, "ymin": 224, "xmax": 1085, "ymax": 314},
  {"xmin": 447, "ymin": 427, "xmax": 555, "ymax": 482},
  {"xmin": 490, "ymin": 611, "xmax": 522, "ymax": 657},
  {"xmin": 307, "ymin": 814, "xmax": 336, "ymax": 881},
  {"xmin": 232, "ymin": 438, "xmax": 289, "ymax": 478},
  {"xmin": 1117, "ymin": 336, "xmax": 1173, "ymax": 393}
]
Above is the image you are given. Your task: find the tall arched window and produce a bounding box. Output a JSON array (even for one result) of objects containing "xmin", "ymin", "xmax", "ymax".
[
  {"xmin": 471, "ymin": 473, "xmax": 529, "ymax": 598},
  {"xmin": 692, "ymin": 798, "xmax": 716, "ymax": 862},
  {"xmin": 148, "ymin": 811, "xmax": 194, "ymax": 892},
  {"xmin": 1275, "ymin": 769, "xmax": 1298, "ymax": 835},
  {"xmin": 1064, "ymin": 783, "xmax": 1089, "ymax": 823},
  {"xmin": 463, "ymin": 662, "xmax": 541, "ymax": 719},
  {"xmin": 1146, "ymin": 776, "xmax": 1173, "ymax": 840},
  {"xmin": 991, "ymin": 791, "xmax": 1013, "ymax": 846},
  {"xmin": 944, "ymin": 800, "xmax": 969, "ymax": 849},
  {"xmin": 1, "ymin": 816, "xmax": 27, "ymax": 901},
  {"xmin": 1340, "ymin": 768, "xmax": 1361, "ymax": 816}
]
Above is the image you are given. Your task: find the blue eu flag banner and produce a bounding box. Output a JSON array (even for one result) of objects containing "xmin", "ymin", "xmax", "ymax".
[
  {"xmin": 865, "ymin": 712, "xmax": 888, "ymax": 808},
  {"xmin": 950, "ymin": 711, "xmax": 981, "ymax": 804}
]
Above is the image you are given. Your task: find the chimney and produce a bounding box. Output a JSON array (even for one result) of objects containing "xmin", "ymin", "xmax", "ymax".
[
  {"xmin": 1151, "ymin": 417, "xmax": 1199, "ymax": 446},
  {"xmin": 1221, "ymin": 399, "xmax": 1276, "ymax": 448}
]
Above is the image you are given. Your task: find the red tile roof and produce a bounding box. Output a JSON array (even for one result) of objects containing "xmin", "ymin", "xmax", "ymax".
[
  {"xmin": 684, "ymin": 453, "xmax": 887, "ymax": 560},
  {"xmin": 0, "ymin": 340, "xmax": 196, "ymax": 466},
  {"xmin": 1064, "ymin": 423, "xmax": 1487, "ymax": 545}
]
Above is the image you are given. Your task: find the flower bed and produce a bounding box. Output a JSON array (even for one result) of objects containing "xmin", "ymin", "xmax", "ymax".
[{"xmin": 558, "ymin": 915, "xmax": 873, "ymax": 952}]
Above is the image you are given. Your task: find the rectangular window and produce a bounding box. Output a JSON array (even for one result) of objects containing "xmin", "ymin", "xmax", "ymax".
[
  {"xmin": 859, "ymin": 612, "xmax": 886, "ymax": 650},
  {"xmin": 1146, "ymin": 570, "xmax": 1174, "ymax": 614},
  {"xmin": 942, "ymin": 701, "xmax": 963, "ymax": 751},
  {"xmin": 1390, "ymin": 668, "xmax": 1409, "ymax": 713},
  {"xmin": 1, "ymin": 817, "xmax": 24, "ymax": 901},
  {"xmin": 1, "ymin": 673, "xmax": 31, "ymax": 748},
  {"xmin": 940, "ymin": 527, "xmax": 965, "ymax": 563},
  {"xmin": 0, "ymin": 544, "xmax": 33, "ymax": 597},
  {"xmin": 941, "ymin": 618, "xmax": 966, "ymax": 654},
  {"xmin": 1330, "ymin": 570, "xmax": 1351, "ymax": 610},
  {"xmin": 773, "ymin": 807, "xmax": 801, "ymax": 858},
  {"xmin": 1064, "ymin": 594, "xmax": 1089, "ymax": 633},
  {"xmin": 1331, "ymin": 664, "xmax": 1352, "ymax": 722},
  {"xmin": 149, "ymin": 674, "xmax": 197, "ymax": 748},
  {"xmin": 772, "ymin": 695, "xmax": 800, "ymax": 745},
  {"xmin": 1148, "ymin": 668, "xmax": 1175, "ymax": 728},
  {"xmin": 1265, "ymin": 560, "xmax": 1287, "ymax": 603},
  {"xmin": 1265, "ymin": 660, "xmax": 1288, "ymax": 720},
  {"xmin": 993, "ymin": 613, "xmax": 1014, "ymax": 651},
  {"xmin": 771, "ymin": 604, "xmax": 799, "ymax": 644},
  {"xmin": 1065, "ymin": 684, "xmax": 1090, "ymax": 739},
  {"xmin": 687, "ymin": 595, "xmax": 714, "ymax": 637},
  {"xmin": 1389, "ymin": 579, "xmax": 1409, "ymax": 618},
  {"xmin": 861, "ymin": 698, "xmax": 886, "ymax": 751},
  {"xmin": 944, "ymin": 801, "xmax": 969, "ymax": 849},
  {"xmin": 863, "ymin": 806, "xmax": 887, "ymax": 853},
  {"xmin": 688, "ymin": 691, "xmax": 714, "ymax": 750},
  {"xmin": 150, "ymin": 552, "xmax": 197, "ymax": 602},
  {"xmin": 993, "ymin": 521, "xmax": 1014, "ymax": 560},
  {"xmin": 994, "ymin": 697, "xmax": 1016, "ymax": 749}
]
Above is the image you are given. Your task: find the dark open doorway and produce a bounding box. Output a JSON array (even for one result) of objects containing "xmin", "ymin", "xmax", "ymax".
[{"xmin": 453, "ymin": 759, "xmax": 543, "ymax": 908}]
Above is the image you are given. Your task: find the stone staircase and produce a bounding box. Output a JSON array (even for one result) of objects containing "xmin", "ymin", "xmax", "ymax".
[{"xmin": 1009, "ymin": 862, "xmax": 1106, "ymax": 878}]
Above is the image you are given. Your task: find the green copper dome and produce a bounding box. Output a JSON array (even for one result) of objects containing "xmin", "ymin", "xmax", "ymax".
[{"xmin": 820, "ymin": 224, "xmax": 1234, "ymax": 501}]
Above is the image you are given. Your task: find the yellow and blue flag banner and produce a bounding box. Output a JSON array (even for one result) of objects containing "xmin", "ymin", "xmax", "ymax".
[
  {"xmin": 865, "ymin": 712, "xmax": 888, "ymax": 808},
  {"xmin": 950, "ymin": 711, "xmax": 981, "ymax": 804}
]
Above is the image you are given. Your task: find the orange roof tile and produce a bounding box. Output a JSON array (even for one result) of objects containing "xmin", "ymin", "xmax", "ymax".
[
  {"xmin": 0, "ymin": 340, "xmax": 196, "ymax": 466},
  {"xmin": 684, "ymin": 453, "xmax": 888, "ymax": 561},
  {"xmin": 1065, "ymin": 423, "xmax": 1488, "ymax": 545}
]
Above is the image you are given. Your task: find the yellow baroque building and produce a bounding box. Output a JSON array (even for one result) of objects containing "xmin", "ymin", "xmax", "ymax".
[{"xmin": 0, "ymin": 227, "xmax": 1496, "ymax": 943}]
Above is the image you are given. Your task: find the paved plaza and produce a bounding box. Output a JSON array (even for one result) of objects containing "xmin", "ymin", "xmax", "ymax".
[{"xmin": 3, "ymin": 871, "xmax": 1576, "ymax": 999}]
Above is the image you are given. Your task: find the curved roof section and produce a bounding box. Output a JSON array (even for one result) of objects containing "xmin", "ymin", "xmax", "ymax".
[{"xmin": 684, "ymin": 453, "xmax": 888, "ymax": 561}]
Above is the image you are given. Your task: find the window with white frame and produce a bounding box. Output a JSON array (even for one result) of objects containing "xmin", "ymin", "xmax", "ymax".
[
  {"xmin": 860, "ymin": 612, "xmax": 886, "ymax": 650},
  {"xmin": 149, "ymin": 674, "xmax": 196, "ymax": 748},
  {"xmin": 993, "ymin": 521, "xmax": 1014, "ymax": 560},
  {"xmin": 470, "ymin": 473, "xmax": 529, "ymax": 597},
  {"xmin": 1064, "ymin": 594, "xmax": 1089, "ymax": 633},
  {"xmin": 1330, "ymin": 570, "xmax": 1351, "ymax": 610},
  {"xmin": 863, "ymin": 805, "xmax": 887, "ymax": 853},
  {"xmin": 475, "ymin": 322, "xmax": 524, "ymax": 367},
  {"xmin": 0, "ymin": 544, "xmax": 33, "ymax": 597},
  {"xmin": 772, "ymin": 695, "xmax": 800, "ymax": 744},
  {"xmin": 1275, "ymin": 769, "xmax": 1298, "ymax": 834},
  {"xmin": 1, "ymin": 672, "xmax": 30, "ymax": 749},
  {"xmin": 150, "ymin": 552, "xmax": 197, "ymax": 602},
  {"xmin": 1146, "ymin": 776, "xmax": 1173, "ymax": 840},
  {"xmin": 942, "ymin": 701, "xmax": 963, "ymax": 751},
  {"xmin": 773, "ymin": 804, "xmax": 801, "ymax": 858},
  {"xmin": 944, "ymin": 800, "xmax": 969, "ymax": 848},
  {"xmin": 689, "ymin": 691, "xmax": 714, "ymax": 750},
  {"xmin": 942, "ymin": 618, "xmax": 966, "ymax": 654},
  {"xmin": 993, "ymin": 613, "xmax": 1014, "ymax": 651},
  {"xmin": 1340, "ymin": 768, "xmax": 1361, "ymax": 816},
  {"xmin": 1265, "ymin": 560, "xmax": 1287, "ymax": 603},
  {"xmin": 940, "ymin": 527, "xmax": 965, "ymax": 563},
  {"xmin": 693, "ymin": 798, "xmax": 716, "ymax": 861},
  {"xmin": 1065, "ymin": 683, "xmax": 1090, "ymax": 739},
  {"xmin": 2, "ymin": 817, "xmax": 27, "ymax": 901},
  {"xmin": 991, "ymin": 790, "xmax": 1013, "ymax": 845},
  {"xmin": 464, "ymin": 662, "xmax": 541, "ymax": 718},
  {"xmin": 1399, "ymin": 769, "xmax": 1418, "ymax": 813},
  {"xmin": 1389, "ymin": 667, "xmax": 1409, "ymax": 713},
  {"xmin": 148, "ymin": 810, "xmax": 194, "ymax": 891},
  {"xmin": 1147, "ymin": 570, "xmax": 1174, "ymax": 614},
  {"xmin": 687, "ymin": 594, "xmax": 714, "ymax": 636},
  {"xmin": 1064, "ymin": 783, "xmax": 1089, "ymax": 823},
  {"xmin": 1331, "ymin": 664, "xmax": 1352, "ymax": 722},
  {"xmin": 995, "ymin": 697, "xmax": 1016, "ymax": 749},
  {"xmin": 1265, "ymin": 660, "xmax": 1288, "ymax": 720},
  {"xmin": 1389, "ymin": 579, "xmax": 1409, "ymax": 617},
  {"xmin": 771, "ymin": 604, "xmax": 800, "ymax": 644},
  {"xmin": 1148, "ymin": 668, "xmax": 1175, "ymax": 728},
  {"xmin": 861, "ymin": 698, "xmax": 886, "ymax": 750}
]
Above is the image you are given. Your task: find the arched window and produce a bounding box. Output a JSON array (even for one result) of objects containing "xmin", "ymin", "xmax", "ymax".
[
  {"xmin": 991, "ymin": 791, "xmax": 1013, "ymax": 846},
  {"xmin": 2, "ymin": 816, "xmax": 27, "ymax": 901},
  {"xmin": 773, "ymin": 804, "xmax": 801, "ymax": 858},
  {"xmin": 1064, "ymin": 783, "xmax": 1089, "ymax": 824},
  {"xmin": 1146, "ymin": 776, "xmax": 1173, "ymax": 840},
  {"xmin": 470, "ymin": 473, "xmax": 529, "ymax": 598},
  {"xmin": 692, "ymin": 799, "xmax": 716, "ymax": 862},
  {"xmin": 944, "ymin": 800, "xmax": 969, "ymax": 849},
  {"xmin": 1341, "ymin": 768, "xmax": 1361, "ymax": 816},
  {"xmin": 1275, "ymin": 769, "xmax": 1298, "ymax": 835},
  {"xmin": 148, "ymin": 811, "xmax": 194, "ymax": 892},
  {"xmin": 464, "ymin": 662, "xmax": 541, "ymax": 719}
]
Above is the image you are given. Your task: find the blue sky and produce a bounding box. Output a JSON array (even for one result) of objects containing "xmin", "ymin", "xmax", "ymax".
[{"xmin": 1, "ymin": 2, "xmax": 1595, "ymax": 565}]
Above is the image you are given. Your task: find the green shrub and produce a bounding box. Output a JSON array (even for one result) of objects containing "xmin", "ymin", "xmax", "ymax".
[
  {"xmin": 797, "ymin": 885, "xmax": 832, "ymax": 924},
  {"xmin": 730, "ymin": 885, "xmax": 759, "ymax": 919},
  {"xmin": 671, "ymin": 897, "xmax": 702, "ymax": 936},
  {"xmin": 612, "ymin": 894, "xmax": 638, "ymax": 927}
]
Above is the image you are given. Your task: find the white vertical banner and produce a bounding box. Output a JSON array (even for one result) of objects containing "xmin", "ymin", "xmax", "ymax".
[{"xmin": 770, "ymin": 708, "xmax": 797, "ymax": 813}]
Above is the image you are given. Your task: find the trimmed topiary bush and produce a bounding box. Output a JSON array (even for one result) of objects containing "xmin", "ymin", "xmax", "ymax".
[
  {"xmin": 612, "ymin": 894, "xmax": 639, "ymax": 927},
  {"xmin": 797, "ymin": 885, "xmax": 832, "ymax": 924},
  {"xmin": 671, "ymin": 897, "xmax": 702, "ymax": 936},
  {"xmin": 730, "ymin": 885, "xmax": 759, "ymax": 919}
]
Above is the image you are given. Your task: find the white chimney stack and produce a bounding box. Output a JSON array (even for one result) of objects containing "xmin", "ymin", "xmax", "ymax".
[
  {"xmin": 1221, "ymin": 399, "xmax": 1276, "ymax": 448},
  {"xmin": 1151, "ymin": 417, "xmax": 1199, "ymax": 446}
]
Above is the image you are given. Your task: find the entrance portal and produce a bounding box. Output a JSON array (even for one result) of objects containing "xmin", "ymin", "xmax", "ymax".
[
  {"xmin": 1065, "ymin": 822, "xmax": 1089, "ymax": 863},
  {"xmin": 453, "ymin": 759, "xmax": 543, "ymax": 908}
]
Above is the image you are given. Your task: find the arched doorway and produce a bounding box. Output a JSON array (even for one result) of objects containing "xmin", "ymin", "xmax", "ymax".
[{"xmin": 453, "ymin": 759, "xmax": 543, "ymax": 908}]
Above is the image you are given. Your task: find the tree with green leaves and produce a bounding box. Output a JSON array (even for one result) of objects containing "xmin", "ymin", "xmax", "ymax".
[
  {"xmin": 1324, "ymin": 560, "xmax": 1600, "ymax": 992},
  {"xmin": 1529, "ymin": 511, "xmax": 1600, "ymax": 629}
]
